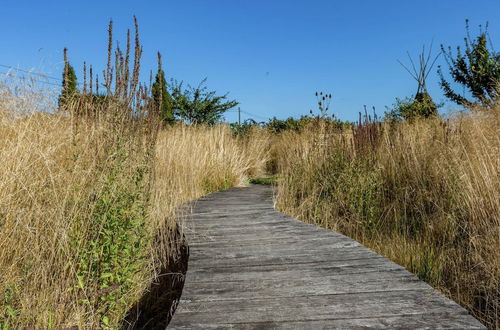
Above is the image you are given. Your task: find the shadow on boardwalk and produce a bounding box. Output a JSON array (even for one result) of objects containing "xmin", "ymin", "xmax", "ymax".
[{"xmin": 169, "ymin": 185, "xmax": 484, "ymax": 329}]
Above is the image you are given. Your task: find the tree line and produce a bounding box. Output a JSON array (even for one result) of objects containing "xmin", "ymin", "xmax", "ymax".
[
  {"xmin": 59, "ymin": 20, "xmax": 499, "ymax": 126},
  {"xmin": 58, "ymin": 52, "xmax": 238, "ymax": 125}
]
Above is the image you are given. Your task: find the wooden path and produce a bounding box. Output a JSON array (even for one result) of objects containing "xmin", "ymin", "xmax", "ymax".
[{"xmin": 169, "ymin": 185, "xmax": 484, "ymax": 329}]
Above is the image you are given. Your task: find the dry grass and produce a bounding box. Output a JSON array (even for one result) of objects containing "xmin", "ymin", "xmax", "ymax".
[
  {"xmin": 0, "ymin": 84, "xmax": 269, "ymax": 328},
  {"xmin": 273, "ymin": 109, "xmax": 499, "ymax": 328},
  {"xmin": 2, "ymin": 64, "xmax": 496, "ymax": 328},
  {"xmin": 0, "ymin": 15, "xmax": 272, "ymax": 328},
  {"xmin": 151, "ymin": 125, "xmax": 269, "ymax": 226},
  {"xmin": 0, "ymin": 109, "xmax": 130, "ymax": 328}
]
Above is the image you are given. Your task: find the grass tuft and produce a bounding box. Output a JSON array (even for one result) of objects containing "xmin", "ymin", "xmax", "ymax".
[{"xmin": 248, "ymin": 176, "xmax": 277, "ymax": 185}]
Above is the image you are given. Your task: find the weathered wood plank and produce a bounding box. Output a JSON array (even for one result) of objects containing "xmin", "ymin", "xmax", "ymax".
[
  {"xmin": 173, "ymin": 290, "xmax": 471, "ymax": 324},
  {"xmin": 189, "ymin": 250, "xmax": 386, "ymax": 269},
  {"xmin": 185, "ymin": 257, "xmax": 404, "ymax": 282},
  {"xmin": 178, "ymin": 270, "xmax": 430, "ymax": 302},
  {"xmin": 168, "ymin": 185, "xmax": 485, "ymax": 329},
  {"xmin": 170, "ymin": 313, "xmax": 485, "ymax": 330}
]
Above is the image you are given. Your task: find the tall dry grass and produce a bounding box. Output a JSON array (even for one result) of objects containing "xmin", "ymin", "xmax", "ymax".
[
  {"xmin": 0, "ymin": 85, "xmax": 269, "ymax": 329},
  {"xmin": 273, "ymin": 109, "xmax": 499, "ymax": 328},
  {"xmin": 0, "ymin": 108, "xmax": 145, "ymax": 328},
  {"xmin": 151, "ymin": 125, "xmax": 269, "ymax": 225}
]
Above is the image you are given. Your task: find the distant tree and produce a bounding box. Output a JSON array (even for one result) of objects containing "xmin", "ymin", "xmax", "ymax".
[
  {"xmin": 58, "ymin": 48, "xmax": 79, "ymax": 111},
  {"xmin": 170, "ymin": 79, "xmax": 238, "ymax": 125},
  {"xmin": 151, "ymin": 53, "xmax": 174, "ymax": 123},
  {"xmin": 438, "ymin": 20, "xmax": 500, "ymax": 109}
]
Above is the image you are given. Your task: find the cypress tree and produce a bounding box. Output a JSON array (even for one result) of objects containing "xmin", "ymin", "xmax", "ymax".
[
  {"xmin": 152, "ymin": 52, "xmax": 174, "ymax": 123},
  {"xmin": 58, "ymin": 48, "xmax": 79, "ymax": 111}
]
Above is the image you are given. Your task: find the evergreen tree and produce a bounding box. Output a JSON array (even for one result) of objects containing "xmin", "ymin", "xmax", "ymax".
[
  {"xmin": 438, "ymin": 20, "xmax": 500, "ymax": 109},
  {"xmin": 151, "ymin": 53, "xmax": 174, "ymax": 123},
  {"xmin": 58, "ymin": 48, "xmax": 79, "ymax": 111}
]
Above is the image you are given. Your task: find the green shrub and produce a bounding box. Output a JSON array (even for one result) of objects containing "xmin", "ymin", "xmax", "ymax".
[
  {"xmin": 71, "ymin": 143, "xmax": 150, "ymax": 327},
  {"xmin": 385, "ymin": 95, "xmax": 439, "ymax": 121}
]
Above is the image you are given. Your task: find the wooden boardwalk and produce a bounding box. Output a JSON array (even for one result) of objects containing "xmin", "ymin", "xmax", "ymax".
[{"xmin": 169, "ymin": 185, "xmax": 484, "ymax": 329}]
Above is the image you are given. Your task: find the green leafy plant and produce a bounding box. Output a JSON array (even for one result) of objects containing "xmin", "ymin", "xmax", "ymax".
[
  {"xmin": 249, "ymin": 176, "xmax": 277, "ymax": 185},
  {"xmin": 170, "ymin": 78, "xmax": 238, "ymax": 125},
  {"xmin": 72, "ymin": 147, "xmax": 150, "ymax": 327},
  {"xmin": 229, "ymin": 119, "xmax": 260, "ymax": 136},
  {"xmin": 0, "ymin": 285, "xmax": 20, "ymax": 330},
  {"xmin": 438, "ymin": 20, "xmax": 500, "ymax": 108},
  {"xmin": 385, "ymin": 95, "xmax": 441, "ymax": 121}
]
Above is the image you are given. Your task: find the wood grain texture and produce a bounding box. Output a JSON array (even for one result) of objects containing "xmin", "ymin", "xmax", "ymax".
[{"xmin": 169, "ymin": 185, "xmax": 484, "ymax": 329}]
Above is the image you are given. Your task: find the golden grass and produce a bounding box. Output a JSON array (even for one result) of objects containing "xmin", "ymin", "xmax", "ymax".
[
  {"xmin": 0, "ymin": 93, "xmax": 269, "ymax": 328},
  {"xmin": 151, "ymin": 125, "xmax": 269, "ymax": 226},
  {"xmin": 273, "ymin": 109, "xmax": 499, "ymax": 328},
  {"xmin": 2, "ymin": 72, "xmax": 496, "ymax": 328},
  {"xmin": 0, "ymin": 111, "xmax": 116, "ymax": 327}
]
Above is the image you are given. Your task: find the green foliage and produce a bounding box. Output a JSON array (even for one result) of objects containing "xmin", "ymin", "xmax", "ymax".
[
  {"xmin": 0, "ymin": 285, "xmax": 20, "ymax": 329},
  {"xmin": 72, "ymin": 146, "xmax": 149, "ymax": 327},
  {"xmin": 278, "ymin": 146, "xmax": 385, "ymax": 233},
  {"xmin": 229, "ymin": 119, "xmax": 260, "ymax": 136},
  {"xmin": 89, "ymin": 93, "xmax": 107, "ymax": 105},
  {"xmin": 249, "ymin": 176, "xmax": 277, "ymax": 185},
  {"xmin": 265, "ymin": 91, "xmax": 346, "ymax": 133},
  {"xmin": 170, "ymin": 79, "xmax": 238, "ymax": 125},
  {"xmin": 230, "ymin": 115, "xmax": 349, "ymax": 135},
  {"xmin": 58, "ymin": 60, "xmax": 79, "ymax": 111},
  {"xmin": 230, "ymin": 91, "xmax": 348, "ymax": 135},
  {"xmin": 410, "ymin": 247, "xmax": 442, "ymax": 284},
  {"xmin": 266, "ymin": 116, "xmax": 312, "ymax": 133},
  {"xmin": 385, "ymin": 94, "xmax": 439, "ymax": 121},
  {"xmin": 318, "ymin": 150, "xmax": 383, "ymax": 230},
  {"xmin": 152, "ymin": 69, "xmax": 174, "ymax": 124},
  {"xmin": 438, "ymin": 20, "xmax": 500, "ymax": 108}
]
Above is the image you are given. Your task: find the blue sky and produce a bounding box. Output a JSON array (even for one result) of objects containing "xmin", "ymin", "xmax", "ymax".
[{"xmin": 1, "ymin": 0, "xmax": 498, "ymax": 122}]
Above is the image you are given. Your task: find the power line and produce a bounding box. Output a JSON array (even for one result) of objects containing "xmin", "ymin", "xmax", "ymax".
[
  {"xmin": 0, "ymin": 64, "xmax": 61, "ymax": 81},
  {"xmin": 240, "ymin": 110, "xmax": 269, "ymax": 120},
  {"xmin": 0, "ymin": 71, "xmax": 62, "ymax": 87},
  {"xmin": 226, "ymin": 109, "xmax": 271, "ymax": 121}
]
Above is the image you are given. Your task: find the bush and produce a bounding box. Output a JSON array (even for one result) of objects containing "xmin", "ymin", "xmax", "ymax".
[{"xmin": 385, "ymin": 95, "xmax": 439, "ymax": 121}]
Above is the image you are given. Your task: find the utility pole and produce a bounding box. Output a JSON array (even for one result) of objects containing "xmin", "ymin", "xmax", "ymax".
[{"xmin": 238, "ymin": 107, "xmax": 241, "ymax": 125}]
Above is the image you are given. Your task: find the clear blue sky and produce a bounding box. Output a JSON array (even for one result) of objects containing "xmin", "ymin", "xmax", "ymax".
[{"xmin": 1, "ymin": 0, "xmax": 499, "ymax": 122}]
